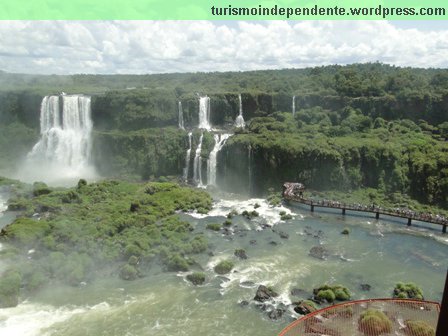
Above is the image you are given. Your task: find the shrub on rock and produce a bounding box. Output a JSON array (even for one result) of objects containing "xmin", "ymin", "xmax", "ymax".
[
  {"xmin": 119, "ymin": 264, "xmax": 138, "ymax": 281},
  {"xmin": 77, "ymin": 179, "xmax": 87, "ymax": 189},
  {"xmin": 241, "ymin": 210, "xmax": 259, "ymax": 219},
  {"xmin": 227, "ymin": 210, "xmax": 238, "ymax": 218},
  {"xmin": 33, "ymin": 182, "xmax": 52, "ymax": 196},
  {"xmin": 404, "ymin": 320, "xmax": 435, "ymax": 336},
  {"xmin": 186, "ymin": 272, "xmax": 206, "ymax": 285},
  {"xmin": 313, "ymin": 284, "xmax": 351, "ymax": 303},
  {"xmin": 234, "ymin": 248, "xmax": 248, "ymax": 259},
  {"xmin": 0, "ymin": 269, "xmax": 22, "ymax": 308},
  {"xmin": 358, "ymin": 309, "xmax": 392, "ymax": 336},
  {"xmin": 2, "ymin": 217, "xmax": 50, "ymax": 246},
  {"xmin": 393, "ymin": 282, "xmax": 424, "ymax": 300},
  {"xmin": 214, "ymin": 260, "xmax": 234, "ymax": 274},
  {"xmin": 206, "ymin": 223, "xmax": 221, "ymax": 231},
  {"xmin": 316, "ymin": 289, "xmax": 336, "ymax": 303}
]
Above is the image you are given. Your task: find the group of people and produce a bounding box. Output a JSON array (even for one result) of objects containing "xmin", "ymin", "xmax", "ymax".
[
  {"xmin": 282, "ymin": 183, "xmax": 448, "ymax": 226},
  {"xmin": 309, "ymin": 199, "xmax": 447, "ymax": 224}
]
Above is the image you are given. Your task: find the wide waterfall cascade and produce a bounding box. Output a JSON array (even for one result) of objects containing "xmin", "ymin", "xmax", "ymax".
[
  {"xmin": 207, "ymin": 133, "xmax": 231, "ymax": 186},
  {"xmin": 193, "ymin": 133, "xmax": 204, "ymax": 187},
  {"xmin": 198, "ymin": 96, "xmax": 211, "ymax": 130},
  {"xmin": 178, "ymin": 101, "xmax": 184, "ymax": 130},
  {"xmin": 183, "ymin": 132, "xmax": 193, "ymax": 181},
  {"xmin": 292, "ymin": 96, "xmax": 296, "ymax": 117},
  {"xmin": 235, "ymin": 94, "xmax": 245, "ymax": 128},
  {"xmin": 20, "ymin": 94, "xmax": 96, "ymax": 185}
]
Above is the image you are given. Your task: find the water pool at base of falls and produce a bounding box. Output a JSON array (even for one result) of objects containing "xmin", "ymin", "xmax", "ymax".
[{"xmin": 0, "ymin": 195, "xmax": 446, "ymax": 336}]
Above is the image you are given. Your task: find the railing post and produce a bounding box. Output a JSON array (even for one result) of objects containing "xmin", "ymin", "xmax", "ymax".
[
  {"xmin": 375, "ymin": 212, "xmax": 379, "ymax": 220},
  {"xmin": 310, "ymin": 201, "xmax": 314, "ymax": 212},
  {"xmin": 436, "ymin": 270, "xmax": 448, "ymax": 336},
  {"xmin": 342, "ymin": 208, "xmax": 345, "ymax": 215},
  {"xmin": 407, "ymin": 218, "xmax": 412, "ymax": 226},
  {"xmin": 443, "ymin": 225, "xmax": 447, "ymax": 234}
]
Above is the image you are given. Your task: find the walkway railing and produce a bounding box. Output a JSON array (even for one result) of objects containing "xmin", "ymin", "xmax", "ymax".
[
  {"xmin": 283, "ymin": 191, "xmax": 448, "ymax": 233},
  {"xmin": 278, "ymin": 299, "xmax": 440, "ymax": 336}
]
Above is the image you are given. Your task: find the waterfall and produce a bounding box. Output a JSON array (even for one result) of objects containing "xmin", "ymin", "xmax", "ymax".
[
  {"xmin": 207, "ymin": 133, "xmax": 231, "ymax": 186},
  {"xmin": 198, "ymin": 96, "xmax": 211, "ymax": 130},
  {"xmin": 248, "ymin": 144, "xmax": 252, "ymax": 195},
  {"xmin": 235, "ymin": 94, "xmax": 245, "ymax": 128},
  {"xmin": 183, "ymin": 132, "xmax": 192, "ymax": 181},
  {"xmin": 178, "ymin": 101, "xmax": 184, "ymax": 130},
  {"xmin": 292, "ymin": 96, "xmax": 296, "ymax": 117},
  {"xmin": 21, "ymin": 94, "xmax": 96, "ymax": 184},
  {"xmin": 193, "ymin": 133, "xmax": 204, "ymax": 187}
]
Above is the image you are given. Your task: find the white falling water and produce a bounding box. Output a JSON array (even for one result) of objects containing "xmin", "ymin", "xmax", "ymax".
[
  {"xmin": 20, "ymin": 94, "xmax": 96, "ymax": 185},
  {"xmin": 292, "ymin": 96, "xmax": 296, "ymax": 116},
  {"xmin": 235, "ymin": 94, "xmax": 245, "ymax": 128},
  {"xmin": 0, "ymin": 193, "xmax": 6, "ymax": 220},
  {"xmin": 178, "ymin": 101, "xmax": 184, "ymax": 130},
  {"xmin": 193, "ymin": 133, "xmax": 204, "ymax": 187},
  {"xmin": 183, "ymin": 132, "xmax": 192, "ymax": 182},
  {"xmin": 198, "ymin": 96, "xmax": 211, "ymax": 130},
  {"xmin": 248, "ymin": 145, "xmax": 252, "ymax": 195},
  {"xmin": 207, "ymin": 133, "xmax": 231, "ymax": 186}
]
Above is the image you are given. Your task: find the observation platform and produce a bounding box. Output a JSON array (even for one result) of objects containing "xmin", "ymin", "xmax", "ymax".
[
  {"xmin": 278, "ymin": 298, "xmax": 440, "ymax": 336},
  {"xmin": 282, "ymin": 182, "xmax": 448, "ymax": 233}
]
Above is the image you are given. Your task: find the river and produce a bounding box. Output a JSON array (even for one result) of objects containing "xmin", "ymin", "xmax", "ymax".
[{"xmin": 0, "ymin": 194, "xmax": 446, "ymax": 336}]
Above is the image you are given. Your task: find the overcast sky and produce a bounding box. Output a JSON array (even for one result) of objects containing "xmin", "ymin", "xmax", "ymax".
[{"xmin": 0, "ymin": 21, "xmax": 447, "ymax": 74}]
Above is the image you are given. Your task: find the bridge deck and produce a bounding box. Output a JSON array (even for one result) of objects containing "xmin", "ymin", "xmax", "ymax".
[{"xmin": 283, "ymin": 194, "xmax": 448, "ymax": 233}]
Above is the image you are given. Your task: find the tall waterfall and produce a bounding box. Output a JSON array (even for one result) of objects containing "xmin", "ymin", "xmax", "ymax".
[
  {"xmin": 183, "ymin": 132, "xmax": 192, "ymax": 181},
  {"xmin": 21, "ymin": 94, "xmax": 96, "ymax": 184},
  {"xmin": 248, "ymin": 144, "xmax": 252, "ymax": 195},
  {"xmin": 178, "ymin": 101, "xmax": 184, "ymax": 130},
  {"xmin": 198, "ymin": 96, "xmax": 211, "ymax": 130},
  {"xmin": 235, "ymin": 94, "xmax": 245, "ymax": 128},
  {"xmin": 193, "ymin": 133, "xmax": 204, "ymax": 187},
  {"xmin": 292, "ymin": 96, "xmax": 296, "ymax": 116},
  {"xmin": 207, "ymin": 133, "xmax": 230, "ymax": 186}
]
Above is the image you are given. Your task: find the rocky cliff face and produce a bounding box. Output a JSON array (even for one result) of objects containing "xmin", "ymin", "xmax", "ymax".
[{"xmin": 1, "ymin": 88, "xmax": 447, "ymax": 206}]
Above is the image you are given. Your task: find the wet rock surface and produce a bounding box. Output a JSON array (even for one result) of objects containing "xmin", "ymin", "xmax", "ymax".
[
  {"xmin": 290, "ymin": 288, "xmax": 308, "ymax": 297},
  {"xmin": 293, "ymin": 301, "xmax": 317, "ymax": 315},
  {"xmin": 360, "ymin": 283, "xmax": 371, "ymax": 291},
  {"xmin": 254, "ymin": 285, "xmax": 279, "ymax": 302},
  {"xmin": 234, "ymin": 248, "xmax": 248, "ymax": 259},
  {"xmin": 309, "ymin": 245, "xmax": 329, "ymax": 259}
]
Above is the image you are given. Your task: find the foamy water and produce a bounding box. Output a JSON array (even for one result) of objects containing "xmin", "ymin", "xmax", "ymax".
[
  {"xmin": 0, "ymin": 194, "xmax": 446, "ymax": 336},
  {"xmin": 189, "ymin": 198, "xmax": 300, "ymax": 227},
  {"xmin": 0, "ymin": 194, "xmax": 6, "ymax": 217},
  {"xmin": 0, "ymin": 303, "xmax": 88, "ymax": 336}
]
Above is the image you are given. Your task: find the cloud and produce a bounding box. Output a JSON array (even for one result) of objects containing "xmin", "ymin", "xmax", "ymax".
[{"xmin": 0, "ymin": 20, "xmax": 447, "ymax": 74}]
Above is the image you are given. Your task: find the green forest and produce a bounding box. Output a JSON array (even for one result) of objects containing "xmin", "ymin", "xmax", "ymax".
[{"xmin": 0, "ymin": 63, "xmax": 447, "ymax": 211}]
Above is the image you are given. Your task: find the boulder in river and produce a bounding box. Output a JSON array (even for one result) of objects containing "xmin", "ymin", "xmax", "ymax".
[
  {"xmin": 309, "ymin": 245, "xmax": 329, "ymax": 259},
  {"xmin": 360, "ymin": 283, "xmax": 371, "ymax": 291},
  {"xmin": 254, "ymin": 285, "xmax": 279, "ymax": 302},
  {"xmin": 278, "ymin": 231, "xmax": 289, "ymax": 239},
  {"xmin": 268, "ymin": 308, "xmax": 285, "ymax": 320},
  {"xmin": 290, "ymin": 288, "xmax": 308, "ymax": 297},
  {"xmin": 234, "ymin": 248, "xmax": 248, "ymax": 259},
  {"xmin": 293, "ymin": 300, "xmax": 318, "ymax": 315}
]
